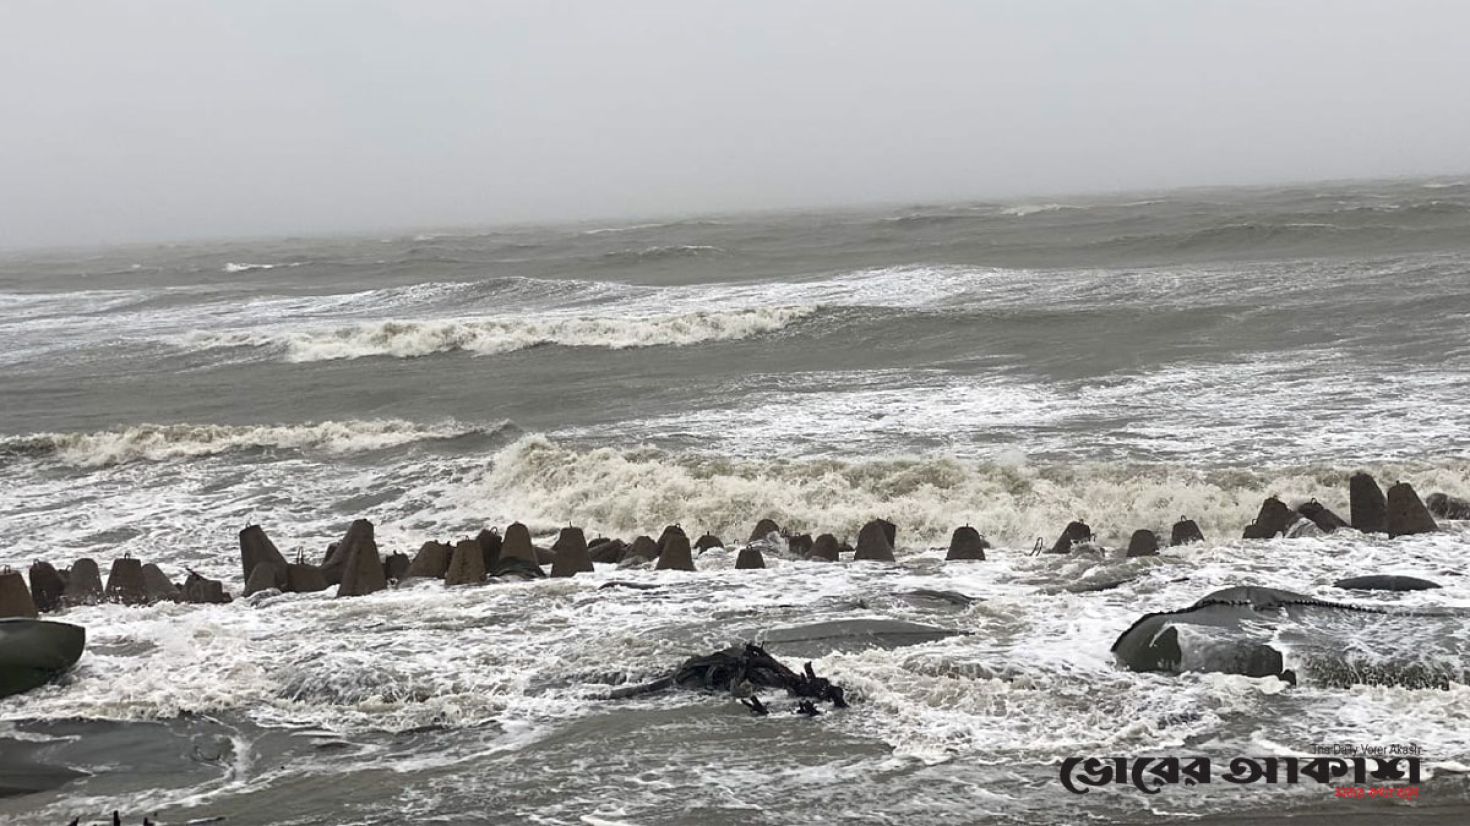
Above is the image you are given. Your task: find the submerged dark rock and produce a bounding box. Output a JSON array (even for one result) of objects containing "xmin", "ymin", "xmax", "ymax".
[
  {"xmin": 1426, "ymin": 492, "xmax": 1470, "ymax": 520},
  {"xmin": 655, "ymin": 526, "xmax": 695, "ymax": 571},
  {"xmin": 27, "ymin": 562, "xmax": 65, "ymax": 614},
  {"xmin": 182, "ymin": 571, "xmax": 231, "ymax": 604},
  {"xmin": 588, "ymin": 538, "xmax": 627, "ymax": 564},
  {"xmin": 853, "ymin": 519, "xmax": 896, "ymax": 562},
  {"xmin": 1170, "ymin": 518, "xmax": 1205, "ymax": 546},
  {"xmin": 1296, "ymin": 500, "xmax": 1349, "ymax": 533},
  {"xmin": 945, "ymin": 526, "xmax": 987, "ymax": 561},
  {"xmin": 1241, "ymin": 522, "xmax": 1272, "ymax": 540},
  {"xmin": 749, "ymin": 518, "xmax": 781, "ymax": 542},
  {"xmin": 1126, "ymin": 529, "xmax": 1160, "ymax": 557},
  {"xmin": 1112, "ymin": 585, "xmax": 1466, "ymax": 688},
  {"xmin": 760, "ymin": 619, "xmax": 965, "ymax": 656},
  {"xmin": 489, "ymin": 557, "xmax": 546, "ymax": 580},
  {"xmin": 1385, "ymin": 482, "xmax": 1439, "ymax": 538},
  {"xmin": 1350, "ymin": 472, "xmax": 1388, "ymax": 533},
  {"xmin": 624, "ymin": 535, "xmax": 659, "ymax": 562},
  {"xmin": 902, "ymin": 589, "xmax": 980, "ymax": 608},
  {"xmin": 0, "ymin": 618, "xmax": 86, "ymax": 700},
  {"xmin": 1334, "ymin": 575, "xmax": 1441, "ymax": 592},
  {"xmin": 1049, "ymin": 521, "xmax": 1093, "ymax": 554},
  {"xmin": 808, "ymin": 533, "xmax": 840, "ymax": 562}
]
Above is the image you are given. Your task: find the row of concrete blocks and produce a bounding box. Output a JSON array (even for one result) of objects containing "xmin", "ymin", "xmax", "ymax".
[
  {"xmin": 1239, "ymin": 475, "xmax": 1453, "ymax": 540},
  {"xmin": 236, "ymin": 516, "xmax": 985, "ymax": 600},
  {"xmin": 1029, "ymin": 476, "xmax": 1461, "ymax": 557},
  {"xmin": 0, "ymin": 557, "xmax": 230, "ymax": 619}
]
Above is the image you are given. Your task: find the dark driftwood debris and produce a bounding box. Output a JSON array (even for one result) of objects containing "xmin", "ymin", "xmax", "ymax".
[{"xmin": 607, "ymin": 643, "xmax": 849, "ymax": 714}]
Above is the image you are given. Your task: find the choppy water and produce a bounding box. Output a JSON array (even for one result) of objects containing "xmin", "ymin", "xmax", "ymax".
[{"xmin": 2, "ymin": 176, "xmax": 1469, "ymax": 824}]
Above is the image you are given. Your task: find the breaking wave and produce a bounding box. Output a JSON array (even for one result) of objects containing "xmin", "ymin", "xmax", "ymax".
[
  {"xmin": 601, "ymin": 244, "xmax": 726, "ymax": 262},
  {"xmin": 189, "ymin": 306, "xmax": 816, "ymax": 361},
  {"xmin": 475, "ymin": 435, "xmax": 1470, "ymax": 547},
  {"xmin": 0, "ymin": 419, "xmax": 497, "ymax": 467},
  {"xmin": 222, "ymin": 262, "xmax": 302, "ymax": 273},
  {"xmin": 1000, "ymin": 203, "xmax": 1082, "ymax": 217}
]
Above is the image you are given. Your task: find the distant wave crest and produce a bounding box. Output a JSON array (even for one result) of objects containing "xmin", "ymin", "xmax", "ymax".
[
  {"xmin": 189, "ymin": 306, "xmax": 816, "ymax": 362},
  {"xmin": 223, "ymin": 262, "xmax": 303, "ymax": 273},
  {"xmin": 602, "ymin": 244, "xmax": 726, "ymax": 262},
  {"xmin": 0, "ymin": 419, "xmax": 497, "ymax": 467}
]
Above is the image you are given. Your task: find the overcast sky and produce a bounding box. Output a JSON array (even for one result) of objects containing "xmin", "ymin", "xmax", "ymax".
[{"xmin": 2, "ymin": 0, "xmax": 1468, "ymax": 248}]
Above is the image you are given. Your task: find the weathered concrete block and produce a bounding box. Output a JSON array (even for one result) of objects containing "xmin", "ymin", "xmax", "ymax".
[
  {"xmin": 239, "ymin": 525, "xmax": 290, "ymax": 586},
  {"xmin": 550, "ymin": 527, "xmax": 594, "ymax": 577},
  {"xmin": 0, "ymin": 570, "xmax": 39, "ymax": 618},
  {"xmin": 383, "ymin": 552, "xmax": 410, "ymax": 582},
  {"xmin": 407, "ymin": 541, "xmax": 452, "ymax": 579},
  {"xmin": 476, "ymin": 529, "xmax": 502, "ymax": 571},
  {"xmin": 749, "ymin": 518, "xmax": 781, "ymax": 542},
  {"xmin": 286, "ymin": 563, "xmax": 328, "ymax": 593},
  {"xmin": 1386, "ymin": 482, "xmax": 1439, "ymax": 538},
  {"xmin": 141, "ymin": 563, "xmax": 181, "ymax": 602},
  {"xmin": 28, "ymin": 562, "xmax": 66, "ymax": 614},
  {"xmin": 500, "ymin": 523, "xmax": 539, "ymax": 565},
  {"xmin": 445, "ymin": 539, "xmax": 487, "ymax": 586},
  {"xmin": 1170, "ymin": 518, "xmax": 1204, "ymax": 546},
  {"xmin": 1126, "ymin": 529, "xmax": 1159, "ymax": 557},
  {"xmin": 335, "ymin": 519, "xmax": 387, "ymax": 598},
  {"xmin": 1350, "ymin": 472, "xmax": 1388, "ymax": 533},
  {"xmin": 105, "ymin": 557, "xmax": 149, "ymax": 605},
  {"xmin": 62, "ymin": 558, "xmax": 104, "ymax": 606},
  {"xmin": 654, "ymin": 526, "xmax": 694, "ymax": 571},
  {"xmin": 854, "ymin": 519, "xmax": 896, "ymax": 562},
  {"xmin": 945, "ymin": 526, "xmax": 988, "ymax": 561},
  {"xmin": 1049, "ymin": 521, "xmax": 1092, "ymax": 554},
  {"xmin": 808, "ymin": 534, "xmax": 840, "ymax": 562},
  {"xmin": 623, "ymin": 535, "xmax": 658, "ymax": 562},
  {"xmin": 735, "ymin": 546, "xmax": 766, "ymax": 569}
]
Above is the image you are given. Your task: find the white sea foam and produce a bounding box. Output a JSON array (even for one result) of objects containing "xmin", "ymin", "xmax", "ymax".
[
  {"xmin": 0, "ymin": 419, "xmax": 491, "ymax": 467},
  {"xmin": 1001, "ymin": 203, "xmax": 1080, "ymax": 217},
  {"xmin": 188, "ymin": 305, "xmax": 816, "ymax": 361},
  {"xmin": 222, "ymin": 262, "xmax": 302, "ymax": 273},
  {"xmin": 466, "ymin": 433, "xmax": 1470, "ymax": 548}
]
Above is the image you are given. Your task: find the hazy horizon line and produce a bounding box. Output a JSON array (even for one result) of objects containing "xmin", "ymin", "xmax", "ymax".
[{"xmin": 4, "ymin": 167, "xmax": 1465, "ymax": 259}]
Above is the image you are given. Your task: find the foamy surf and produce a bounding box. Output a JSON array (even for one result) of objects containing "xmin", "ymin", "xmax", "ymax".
[
  {"xmin": 186, "ymin": 305, "xmax": 816, "ymax": 361},
  {"xmin": 0, "ymin": 419, "xmax": 497, "ymax": 467},
  {"xmin": 468, "ymin": 434, "xmax": 1470, "ymax": 547},
  {"xmin": 222, "ymin": 262, "xmax": 302, "ymax": 273}
]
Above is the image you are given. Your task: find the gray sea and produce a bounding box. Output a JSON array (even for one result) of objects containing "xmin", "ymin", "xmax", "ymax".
[{"xmin": 2, "ymin": 177, "xmax": 1469, "ymax": 824}]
